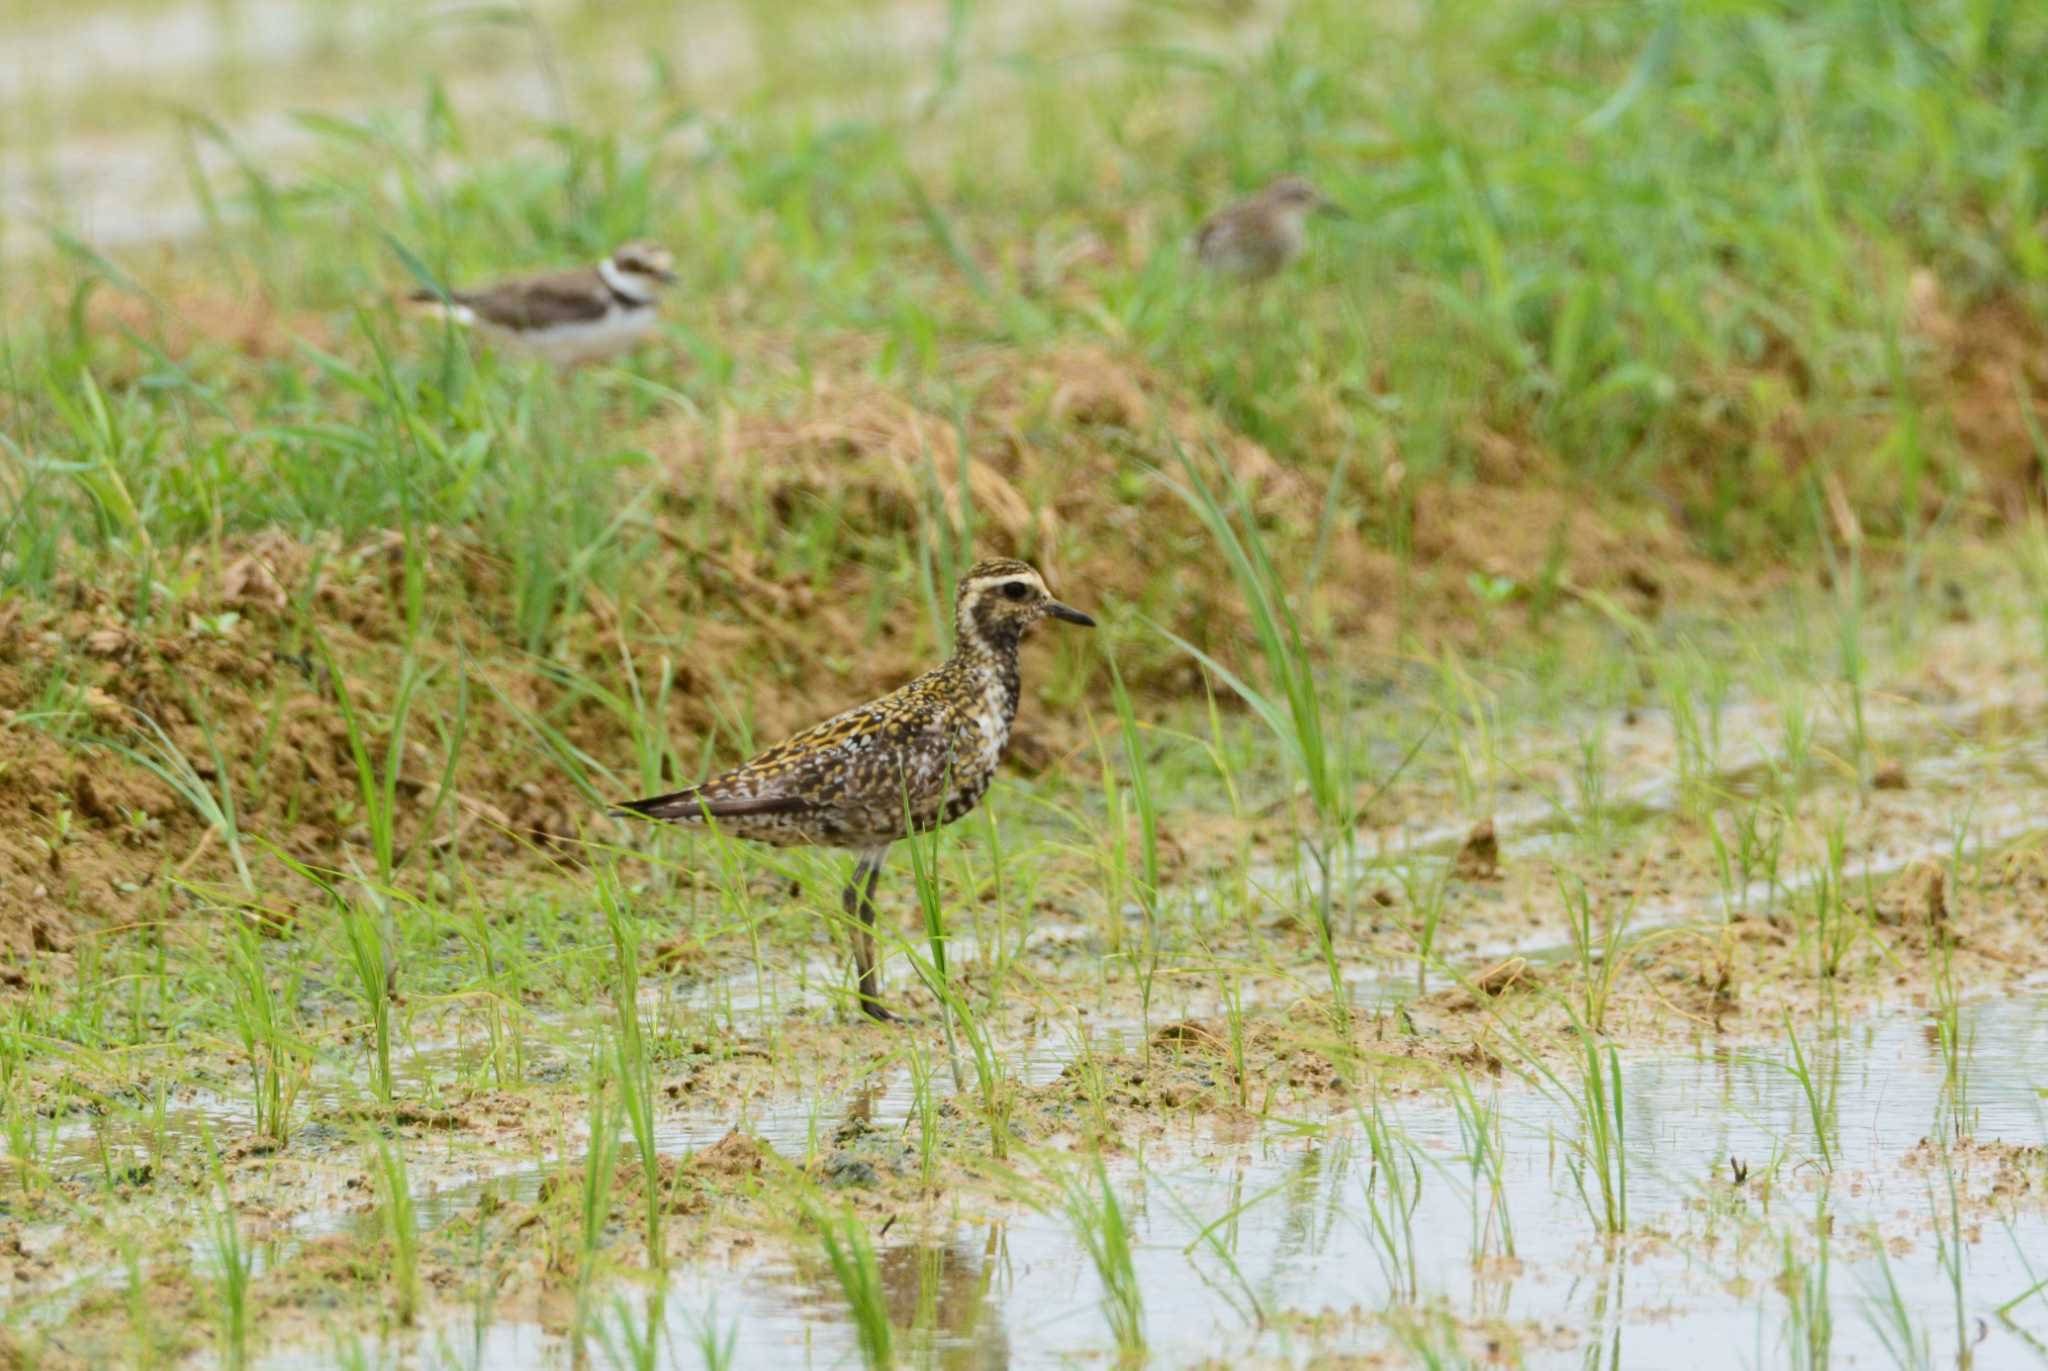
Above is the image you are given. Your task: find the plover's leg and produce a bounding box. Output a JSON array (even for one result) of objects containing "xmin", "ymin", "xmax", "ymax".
[{"xmin": 843, "ymin": 845, "xmax": 894, "ymax": 1022}]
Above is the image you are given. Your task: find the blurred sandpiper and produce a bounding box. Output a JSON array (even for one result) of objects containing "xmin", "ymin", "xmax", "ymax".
[
  {"xmin": 1193, "ymin": 176, "xmax": 1344, "ymax": 280},
  {"xmin": 407, "ymin": 240, "xmax": 676, "ymax": 366}
]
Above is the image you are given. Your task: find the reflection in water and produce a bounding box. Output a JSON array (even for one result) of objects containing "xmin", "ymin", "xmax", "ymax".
[
  {"xmin": 1578, "ymin": 1253, "xmax": 1625, "ymax": 1371},
  {"xmin": 785, "ymin": 1229, "xmax": 1013, "ymax": 1370}
]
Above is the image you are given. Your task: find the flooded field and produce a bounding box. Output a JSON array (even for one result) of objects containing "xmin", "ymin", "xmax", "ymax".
[
  {"xmin": 7, "ymin": 588, "xmax": 2047, "ymax": 1366},
  {"xmin": 6, "ymin": 0, "xmax": 2048, "ymax": 1367}
]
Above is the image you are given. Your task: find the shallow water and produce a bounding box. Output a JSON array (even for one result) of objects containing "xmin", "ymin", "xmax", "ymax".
[{"xmin": 249, "ymin": 990, "xmax": 2048, "ymax": 1369}]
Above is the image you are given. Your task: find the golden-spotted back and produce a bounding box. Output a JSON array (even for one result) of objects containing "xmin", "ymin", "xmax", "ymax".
[{"xmin": 615, "ymin": 559, "xmax": 1094, "ymax": 850}]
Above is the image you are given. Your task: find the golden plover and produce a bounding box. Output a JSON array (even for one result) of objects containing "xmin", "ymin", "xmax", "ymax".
[
  {"xmin": 615, "ymin": 559, "xmax": 1094, "ymax": 1020},
  {"xmin": 1193, "ymin": 176, "xmax": 1344, "ymax": 279},
  {"xmin": 406, "ymin": 240, "xmax": 676, "ymax": 366}
]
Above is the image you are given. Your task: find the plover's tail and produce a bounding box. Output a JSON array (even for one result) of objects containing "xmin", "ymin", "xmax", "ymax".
[
  {"xmin": 402, "ymin": 289, "xmax": 477, "ymax": 327},
  {"xmin": 611, "ymin": 786, "xmax": 805, "ymax": 824},
  {"xmin": 612, "ymin": 789, "xmax": 695, "ymax": 822}
]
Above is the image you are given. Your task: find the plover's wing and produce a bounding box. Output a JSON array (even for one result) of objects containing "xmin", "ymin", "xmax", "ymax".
[
  {"xmin": 449, "ymin": 267, "xmax": 616, "ymax": 331},
  {"xmin": 615, "ymin": 680, "xmax": 958, "ymax": 827}
]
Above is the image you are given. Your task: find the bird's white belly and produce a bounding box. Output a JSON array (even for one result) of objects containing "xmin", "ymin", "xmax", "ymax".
[{"xmin": 485, "ymin": 308, "xmax": 659, "ymax": 366}]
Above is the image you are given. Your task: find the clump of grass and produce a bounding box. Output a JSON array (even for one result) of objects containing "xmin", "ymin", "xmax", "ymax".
[{"xmin": 91, "ymin": 701, "xmax": 256, "ymax": 897}]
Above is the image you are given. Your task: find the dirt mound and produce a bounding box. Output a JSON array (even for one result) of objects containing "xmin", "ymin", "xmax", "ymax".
[
  {"xmin": 688, "ymin": 1128, "xmax": 771, "ymax": 1180},
  {"xmin": 9, "ymin": 317, "xmax": 2035, "ymax": 967},
  {"xmin": 644, "ymin": 344, "xmax": 1684, "ymax": 678}
]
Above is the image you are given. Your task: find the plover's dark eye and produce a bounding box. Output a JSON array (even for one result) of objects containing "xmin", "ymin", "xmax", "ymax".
[{"xmin": 1002, "ymin": 581, "xmax": 1031, "ymax": 601}]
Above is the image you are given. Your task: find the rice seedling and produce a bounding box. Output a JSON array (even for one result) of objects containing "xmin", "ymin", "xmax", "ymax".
[
  {"xmin": 458, "ymin": 880, "xmax": 526, "ymax": 1089},
  {"xmin": 322, "ymin": 639, "xmax": 466, "ymax": 894},
  {"xmin": 908, "ymin": 1035, "xmax": 940, "ymax": 1189},
  {"xmin": 204, "ymin": 1132, "xmax": 253, "ymax": 1371},
  {"xmin": 1108, "ymin": 659, "xmax": 1164, "ymax": 1044},
  {"xmin": 572, "ymin": 1049, "xmax": 622, "ymax": 1349},
  {"xmin": 1446, "ymin": 1070, "xmax": 1513, "ymax": 1261},
  {"xmin": 1766, "ymin": 664, "xmax": 1819, "ymax": 797},
  {"xmin": 1928, "ymin": 1146, "xmax": 1976, "ymax": 1371},
  {"xmin": 338, "ymin": 899, "xmax": 396, "ymax": 1104},
  {"xmin": 684, "ymin": 1301, "xmax": 740, "ymax": 1371},
  {"xmin": 1395, "ymin": 848, "xmax": 1453, "ymax": 997},
  {"xmin": 900, "ymin": 820, "xmax": 1011, "ymax": 1158},
  {"xmin": 1782, "ymin": 1010, "xmax": 1839, "ymax": 1173},
  {"xmin": 1780, "ymin": 1190, "xmax": 1833, "ymax": 1371},
  {"xmin": 372, "ymin": 1135, "xmax": 422, "ymax": 1326},
  {"xmin": 599, "ymin": 864, "xmax": 666, "ymax": 1268},
  {"xmin": 1559, "ymin": 869, "xmax": 1634, "ymax": 1037},
  {"xmin": 1218, "ymin": 969, "xmax": 1251, "ymax": 1112},
  {"xmin": 1555, "ymin": 1026, "xmax": 1629, "ymax": 1237},
  {"xmin": 1384, "ymin": 1303, "xmax": 1471, "ymax": 1370},
  {"xmin": 806, "ymin": 1199, "xmax": 895, "ymax": 1371},
  {"xmin": 598, "ymin": 1287, "xmax": 668, "ymax": 1371},
  {"xmin": 1571, "ymin": 731, "xmax": 1615, "ymax": 853},
  {"xmin": 1160, "ymin": 1175, "xmax": 1267, "ymax": 1326},
  {"xmin": 2, "ymin": 1065, "xmax": 44, "ymax": 1196},
  {"xmin": 1929, "ymin": 907, "xmax": 1974, "ymax": 1138},
  {"xmin": 1359, "ymin": 1092, "xmax": 1424, "ymax": 1302},
  {"xmin": 1805, "ymin": 814, "xmax": 1864, "ymax": 981},
  {"xmin": 222, "ymin": 920, "xmax": 306, "ymax": 1147},
  {"xmin": 1064, "ymin": 1156, "xmax": 1145, "ymax": 1365},
  {"xmin": 1860, "ymin": 1232, "xmax": 1933, "ymax": 1371},
  {"xmin": 1154, "ymin": 444, "xmax": 1355, "ymax": 1033}
]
